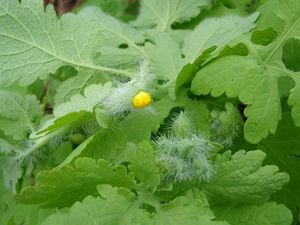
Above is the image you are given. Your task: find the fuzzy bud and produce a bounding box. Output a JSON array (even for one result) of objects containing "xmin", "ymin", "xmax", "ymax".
[
  {"xmin": 154, "ymin": 134, "xmax": 216, "ymax": 183},
  {"xmin": 210, "ymin": 102, "xmax": 243, "ymax": 147},
  {"xmin": 171, "ymin": 111, "xmax": 194, "ymax": 138}
]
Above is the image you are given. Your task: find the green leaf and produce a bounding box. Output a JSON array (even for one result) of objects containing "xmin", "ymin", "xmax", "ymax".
[
  {"xmin": 0, "ymin": 90, "xmax": 42, "ymax": 140},
  {"xmin": 0, "ymin": 155, "xmax": 22, "ymax": 191},
  {"xmin": 54, "ymin": 70, "xmax": 111, "ymax": 104},
  {"xmin": 258, "ymin": 114, "xmax": 300, "ymax": 223},
  {"xmin": 61, "ymin": 126, "xmax": 127, "ymax": 166},
  {"xmin": 42, "ymin": 185, "xmax": 229, "ymax": 225},
  {"xmin": 192, "ymin": 0, "xmax": 300, "ymax": 142},
  {"xmin": 33, "ymin": 111, "xmax": 94, "ymax": 138},
  {"xmin": 174, "ymin": 13, "xmax": 258, "ymax": 96},
  {"xmin": 202, "ymin": 150, "xmax": 289, "ymax": 204},
  {"xmin": 154, "ymin": 190, "xmax": 229, "ymax": 225},
  {"xmin": 13, "ymin": 204, "xmax": 55, "ymax": 225},
  {"xmin": 15, "ymin": 157, "xmax": 136, "ymax": 208},
  {"xmin": 78, "ymin": 6, "xmax": 147, "ymax": 64},
  {"xmin": 42, "ymin": 185, "xmax": 151, "ymax": 225},
  {"xmin": 182, "ymin": 13, "xmax": 259, "ymax": 62},
  {"xmin": 145, "ymin": 32, "xmax": 185, "ymax": 81},
  {"xmin": 54, "ymin": 83, "xmax": 112, "ymax": 117},
  {"xmin": 33, "ymin": 82, "xmax": 113, "ymax": 139},
  {"xmin": 95, "ymin": 108, "xmax": 110, "ymax": 128},
  {"xmin": 191, "ymin": 55, "xmax": 281, "ymax": 143},
  {"xmin": 174, "ymin": 47, "xmax": 216, "ymax": 95},
  {"xmin": 213, "ymin": 202, "xmax": 293, "ymax": 225},
  {"xmin": 0, "ymin": 1, "xmax": 297, "ymax": 224},
  {"xmin": 0, "ymin": 0, "xmax": 135, "ymax": 86},
  {"xmin": 128, "ymin": 141, "xmax": 160, "ymax": 192},
  {"xmin": 0, "ymin": 138, "xmax": 16, "ymax": 155},
  {"xmin": 0, "ymin": 175, "xmax": 15, "ymax": 225},
  {"xmin": 132, "ymin": 0, "xmax": 211, "ymax": 32}
]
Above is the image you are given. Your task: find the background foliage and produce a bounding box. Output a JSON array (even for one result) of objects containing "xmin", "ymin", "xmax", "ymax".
[{"xmin": 0, "ymin": 0, "xmax": 299, "ymax": 224}]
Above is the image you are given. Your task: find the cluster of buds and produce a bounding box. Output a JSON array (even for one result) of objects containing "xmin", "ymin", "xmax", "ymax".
[{"xmin": 154, "ymin": 111, "xmax": 219, "ymax": 183}]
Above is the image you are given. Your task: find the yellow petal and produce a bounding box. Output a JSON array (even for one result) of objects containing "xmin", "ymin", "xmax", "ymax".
[{"xmin": 132, "ymin": 90, "xmax": 152, "ymax": 108}]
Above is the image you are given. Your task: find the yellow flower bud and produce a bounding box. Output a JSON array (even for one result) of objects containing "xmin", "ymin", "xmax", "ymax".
[{"xmin": 132, "ymin": 90, "xmax": 152, "ymax": 108}]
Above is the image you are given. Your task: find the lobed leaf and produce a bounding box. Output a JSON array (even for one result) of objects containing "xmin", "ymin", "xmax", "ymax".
[
  {"xmin": 202, "ymin": 150, "xmax": 289, "ymax": 204},
  {"xmin": 0, "ymin": 0, "xmax": 136, "ymax": 86},
  {"xmin": 15, "ymin": 157, "xmax": 136, "ymax": 208},
  {"xmin": 191, "ymin": 56, "xmax": 281, "ymax": 143},
  {"xmin": 192, "ymin": 0, "xmax": 300, "ymax": 142},
  {"xmin": 42, "ymin": 185, "xmax": 229, "ymax": 225},
  {"xmin": 182, "ymin": 13, "xmax": 259, "ymax": 62},
  {"xmin": 213, "ymin": 202, "xmax": 293, "ymax": 225}
]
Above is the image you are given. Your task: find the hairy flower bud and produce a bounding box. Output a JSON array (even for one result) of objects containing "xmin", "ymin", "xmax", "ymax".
[
  {"xmin": 210, "ymin": 102, "xmax": 243, "ymax": 147},
  {"xmin": 154, "ymin": 134, "xmax": 218, "ymax": 183},
  {"xmin": 171, "ymin": 111, "xmax": 194, "ymax": 138}
]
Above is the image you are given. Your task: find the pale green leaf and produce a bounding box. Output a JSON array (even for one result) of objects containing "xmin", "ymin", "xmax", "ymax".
[
  {"xmin": 93, "ymin": 46, "xmax": 142, "ymax": 69},
  {"xmin": 0, "ymin": 0, "xmax": 135, "ymax": 86},
  {"xmin": 78, "ymin": 6, "xmax": 147, "ymax": 62},
  {"xmin": 0, "ymin": 178, "xmax": 15, "ymax": 225},
  {"xmin": 54, "ymin": 70, "xmax": 111, "ymax": 104},
  {"xmin": 0, "ymin": 138, "xmax": 16, "ymax": 155},
  {"xmin": 95, "ymin": 108, "xmax": 110, "ymax": 128},
  {"xmin": 42, "ymin": 185, "xmax": 229, "ymax": 225},
  {"xmin": 53, "ymin": 5, "xmax": 146, "ymax": 104},
  {"xmin": 213, "ymin": 202, "xmax": 293, "ymax": 225},
  {"xmin": 0, "ymin": 156, "xmax": 22, "ymax": 191},
  {"xmin": 34, "ymin": 82, "xmax": 113, "ymax": 138},
  {"xmin": 132, "ymin": 0, "xmax": 211, "ymax": 32},
  {"xmin": 128, "ymin": 141, "xmax": 160, "ymax": 192},
  {"xmin": 154, "ymin": 190, "xmax": 229, "ymax": 225},
  {"xmin": 13, "ymin": 204, "xmax": 55, "ymax": 225},
  {"xmin": 42, "ymin": 185, "xmax": 151, "ymax": 225},
  {"xmin": 183, "ymin": 13, "xmax": 259, "ymax": 62},
  {"xmin": 202, "ymin": 150, "xmax": 289, "ymax": 204},
  {"xmin": 0, "ymin": 90, "xmax": 42, "ymax": 140},
  {"xmin": 32, "ymin": 111, "xmax": 94, "ymax": 138},
  {"xmin": 145, "ymin": 32, "xmax": 185, "ymax": 81},
  {"xmin": 54, "ymin": 83, "xmax": 112, "ymax": 117},
  {"xmin": 174, "ymin": 47, "xmax": 216, "ymax": 95}
]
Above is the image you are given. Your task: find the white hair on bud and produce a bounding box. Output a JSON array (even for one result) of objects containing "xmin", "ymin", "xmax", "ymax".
[
  {"xmin": 103, "ymin": 58, "xmax": 155, "ymax": 115},
  {"xmin": 210, "ymin": 102, "xmax": 243, "ymax": 148},
  {"xmin": 135, "ymin": 58, "xmax": 155, "ymax": 90},
  {"xmin": 169, "ymin": 110, "xmax": 195, "ymax": 137},
  {"xmin": 154, "ymin": 133, "xmax": 215, "ymax": 183}
]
